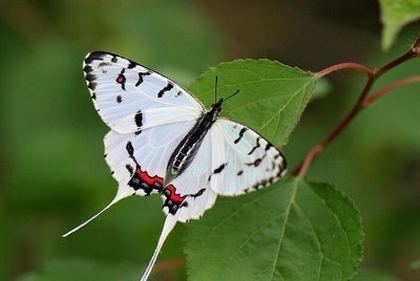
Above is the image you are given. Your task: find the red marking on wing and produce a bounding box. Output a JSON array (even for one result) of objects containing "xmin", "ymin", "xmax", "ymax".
[
  {"xmin": 136, "ymin": 167, "xmax": 163, "ymax": 185},
  {"xmin": 116, "ymin": 74, "xmax": 125, "ymax": 84},
  {"xmin": 165, "ymin": 184, "xmax": 185, "ymax": 204}
]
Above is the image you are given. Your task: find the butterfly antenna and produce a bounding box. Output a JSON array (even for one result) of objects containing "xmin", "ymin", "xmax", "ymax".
[
  {"xmin": 62, "ymin": 186, "xmax": 133, "ymax": 238},
  {"xmin": 224, "ymin": 89, "xmax": 240, "ymax": 102},
  {"xmin": 214, "ymin": 75, "xmax": 218, "ymax": 103},
  {"xmin": 139, "ymin": 216, "xmax": 177, "ymax": 281}
]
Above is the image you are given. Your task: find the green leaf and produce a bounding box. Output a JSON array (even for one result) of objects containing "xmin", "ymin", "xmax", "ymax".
[
  {"xmin": 352, "ymin": 270, "xmax": 399, "ymax": 281},
  {"xmin": 190, "ymin": 59, "xmax": 316, "ymax": 146},
  {"xmin": 185, "ymin": 178, "xmax": 363, "ymax": 281},
  {"xmin": 18, "ymin": 259, "xmax": 139, "ymax": 281},
  {"xmin": 379, "ymin": 0, "xmax": 420, "ymax": 50}
]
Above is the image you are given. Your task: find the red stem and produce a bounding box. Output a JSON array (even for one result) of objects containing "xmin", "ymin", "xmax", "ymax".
[
  {"xmin": 293, "ymin": 38, "xmax": 420, "ymax": 177},
  {"xmin": 316, "ymin": 63, "xmax": 374, "ymax": 78},
  {"xmin": 363, "ymin": 76, "xmax": 420, "ymax": 107}
]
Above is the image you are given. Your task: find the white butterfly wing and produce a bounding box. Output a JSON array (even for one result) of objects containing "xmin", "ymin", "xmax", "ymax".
[
  {"xmin": 209, "ymin": 119, "xmax": 287, "ymax": 195},
  {"xmin": 83, "ymin": 51, "xmax": 204, "ymax": 133},
  {"xmin": 64, "ymin": 52, "xmax": 204, "ymax": 238},
  {"xmin": 62, "ymin": 121, "xmax": 196, "ymax": 237},
  {"xmin": 104, "ymin": 121, "xmax": 196, "ymax": 196}
]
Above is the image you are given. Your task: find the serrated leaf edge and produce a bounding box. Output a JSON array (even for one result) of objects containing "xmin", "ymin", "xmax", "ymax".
[
  {"xmin": 307, "ymin": 180, "xmax": 365, "ymax": 280},
  {"xmin": 189, "ymin": 58, "xmax": 314, "ymax": 92}
]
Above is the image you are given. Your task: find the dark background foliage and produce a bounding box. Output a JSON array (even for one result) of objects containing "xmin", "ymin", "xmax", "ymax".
[{"xmin": 0, "ymin": 0, "xmax": 419, "ymax": 280}]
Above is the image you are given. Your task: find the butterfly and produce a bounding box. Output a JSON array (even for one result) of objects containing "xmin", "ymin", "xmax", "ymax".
[{"xmin": 63, "ymin": 51, "xmax": 287, "ymax": 281}]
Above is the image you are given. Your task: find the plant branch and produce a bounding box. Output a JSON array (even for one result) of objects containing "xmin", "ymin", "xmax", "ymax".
[
  {"xmin": 363, "ymin": 76, "xmax": 420, "ymax": 107},
  {"xmin": 293, "ymin": 38, "xmax": 420, "ymax": 177},
  {"xmin": 315, "ymin": 63, "xmax": 374, "ymax": 78}
]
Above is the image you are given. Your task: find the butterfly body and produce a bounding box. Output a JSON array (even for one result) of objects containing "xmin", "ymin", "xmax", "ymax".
[
  {"xmin": 64, "ymin": 51, "xmax": 287, "ymax": 281},
  {"xmin": 167, "ymin": 99, "xmax": 222, "ymax": 182}
]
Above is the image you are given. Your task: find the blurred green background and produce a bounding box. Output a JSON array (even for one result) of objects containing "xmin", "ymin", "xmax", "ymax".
[{"xmin": 0, "ymin": 0, "xmax": 419, "ymax": 280}]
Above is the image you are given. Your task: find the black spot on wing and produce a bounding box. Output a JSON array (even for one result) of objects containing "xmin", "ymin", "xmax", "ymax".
[
  {"xmin": 126, "ymin": 141, "xmax": 134, "ymax": 156},
  {"xmin": 237, "ymin": 170, "xmax": 243, "ymax": 176},
  {"xmin": 157, "ymin": 81, "xmax": 174, "ymax": 98},
  {"xmin": 85, "ymin": 63, "xmax": 97, "ymax": 90},
  {"xmin": 111, "ymin": 56, "xmax": 117, "ymax": 63},
  {"xmin": 134, "ymin": 110, "xmax": 143, "ymax": 127},
  {"xmin": 116, "ymin": 95, "xmax": 122, "ymax": 103},
  {"xmin": 234, "ymin": 127, "xmax": 247, "ymax": 144},
  {"xmin": 125, "ymin": 164, "xmax": 134, "ymax": 175},
  {"xmin": 98, "ymin": 62, "xmax": 111, "ymax": 68},
  {"xmin": 83, "ymin": 65, "xmax": 93, "ymax": 74},
  {"xmin": 265, "ymin": 142, "xmax": 273, "ymax": 151},
  {"xmin": 213, "ymin": 163, "xmax": 226, "ymax": 174},
  {"xmin": 248, "ymin": 137, "xmax": 261, "ymax": 155},
  {"xmin": 84, "ymin": 51, "xmax": 107, "ymax": 64},
  {"xmin": 136, "ymin": 71, "xmax": 151, "ymax": 87},
  {"xmin": 127, "ymin": 60, "xmax": 137, "ymax": 69},
  {"xmin": 134, "ymin": 130, "xmax": 142, "ymax": 135},
  {"xmin": 88, "ymin": 81, "xmax": 97, "ymax": 90},
  {"xmin": 85, "ymin": 73, "xmax": 96, "ymax": 82},
  {"xmin": 190, "ymin": 188, "xmax": 206, "ymax": 198},
  {"xmin": 91, "ymin": 92, "xmax": 96, "ymax": 100}
]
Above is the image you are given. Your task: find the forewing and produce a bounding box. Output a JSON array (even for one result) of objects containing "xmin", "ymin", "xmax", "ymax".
[
  {"xmin": 209, "ymin": 119, "xmax": 287, "ymax": 195},
  {"xmin": 83, "ymin": 51, "xmax": 204, "ymax": 133},
  {"xmin": 104, "ymin": 121, "xmax": 196, "ymax": 196}
]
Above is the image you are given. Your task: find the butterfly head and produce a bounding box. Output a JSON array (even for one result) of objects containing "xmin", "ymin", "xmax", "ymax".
[
  {"xmin": 213, "ymin": 76, "xmax": 240, "ymax": 113},
  {"xmin": 211, "ymin": 98, "xmax": 224, "ymax": 113},
  {"xmin": 211, "ymin": 89, "xmax": 240, "ymax": 113}
]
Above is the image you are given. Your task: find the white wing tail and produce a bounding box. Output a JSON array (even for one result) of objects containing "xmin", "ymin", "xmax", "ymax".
[
  {"xmin": 139, "ymin": 216, "xmax": 177, "ymax": 281},
  {"xmin": 62, "ymin": 185, "xmax": 133, "ymax": 237},
  {"xmin": 63, "ymin": 121, "xmax": 196, "ymax": 237}
]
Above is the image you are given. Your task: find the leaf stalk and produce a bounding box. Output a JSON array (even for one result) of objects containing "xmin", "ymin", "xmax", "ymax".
[{"xmin": 293, "ymin": 37, "xmax": 420, "ymax": 177}]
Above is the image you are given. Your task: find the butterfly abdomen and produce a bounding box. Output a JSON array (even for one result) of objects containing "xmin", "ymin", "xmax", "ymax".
[{"xmin": 167, "ymin": 105, "xmax": 220, "ymax": 180}]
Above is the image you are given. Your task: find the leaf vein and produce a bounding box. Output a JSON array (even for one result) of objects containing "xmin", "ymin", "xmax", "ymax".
[{"xmin": 267, "ymin": 178, "xmax": 299, "ymax": 280}]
